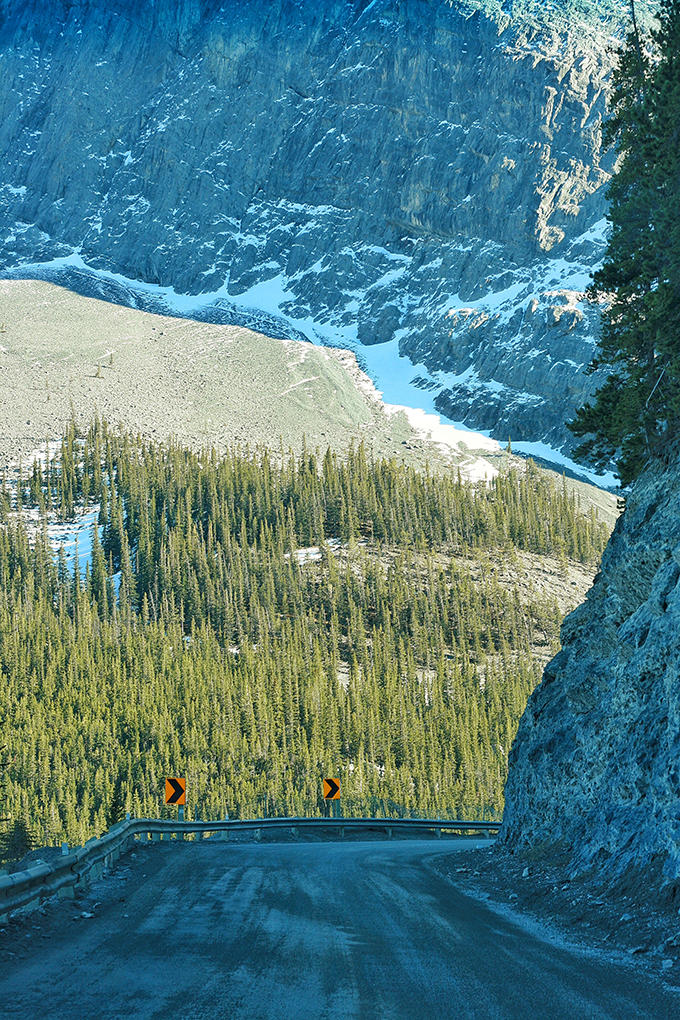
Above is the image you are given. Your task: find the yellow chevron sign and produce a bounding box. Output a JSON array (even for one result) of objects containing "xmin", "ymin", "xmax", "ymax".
[{"xmin": 323, "ymin": 778, "xmax": 340, "ymax": 800}]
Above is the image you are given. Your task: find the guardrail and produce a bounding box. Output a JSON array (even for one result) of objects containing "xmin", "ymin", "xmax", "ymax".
[{"xmin": 0, "ymin": 816, "xmax": 499, "ymax": 923}]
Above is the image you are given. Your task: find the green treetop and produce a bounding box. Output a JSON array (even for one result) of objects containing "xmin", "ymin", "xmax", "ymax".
[{"xmin": 571, "ymin": 0, "xmax": 680, "ymax": 483}]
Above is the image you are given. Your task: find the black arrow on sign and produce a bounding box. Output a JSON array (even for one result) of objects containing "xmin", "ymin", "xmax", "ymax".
[
  {"xmin": 324, "ymin": 778, "xmax": 340, "ymax": 800},
  {"xmin": 166, "ymin": 777, "xmax": 185, "ymax": 804}
]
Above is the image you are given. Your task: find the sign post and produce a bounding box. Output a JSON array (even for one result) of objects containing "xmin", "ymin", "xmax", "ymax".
[{"xmin": 323, "ymin": 778, "xmax": 341, "ymax": 819}]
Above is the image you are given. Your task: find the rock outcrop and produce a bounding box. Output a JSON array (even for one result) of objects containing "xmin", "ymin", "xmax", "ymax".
[
  {"xmin": 0, "ymin": 0, "xmax": 657, "ymax": 452},
  {"xmin": 501, "ymin": 450, "xmax": 680, "ymax": 894}
]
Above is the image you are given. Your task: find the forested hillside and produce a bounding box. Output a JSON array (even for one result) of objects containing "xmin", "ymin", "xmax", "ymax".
[{"xmin": 0, "ymin": 421, "xmax": 609, "ymax": 859}]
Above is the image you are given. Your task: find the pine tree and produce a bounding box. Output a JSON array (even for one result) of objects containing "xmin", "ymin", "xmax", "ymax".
[
  {"xmin": 570, "ymin": 1, "xmax": 680, "ymax": 482},
  {"xmin": 0, "ymin": 817, "xmax": 36, "ymax": 866},
  {"xmin": 0, "ymin": 418, "xmax": 609, "ymax": 843}
]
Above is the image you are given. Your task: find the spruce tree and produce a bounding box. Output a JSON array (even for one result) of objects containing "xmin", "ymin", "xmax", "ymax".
[{"xmin": 570, "ymin": 0, "xmax": 680, "ymax": 483}]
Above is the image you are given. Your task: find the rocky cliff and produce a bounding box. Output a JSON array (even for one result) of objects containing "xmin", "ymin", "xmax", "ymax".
[
  {"xmin": 0, "ymin": 0, "xmax": 656, "ymax": 453},
  {"xmin": 500, "ymin": 450, "xmax": 680, "ymax": 897}
]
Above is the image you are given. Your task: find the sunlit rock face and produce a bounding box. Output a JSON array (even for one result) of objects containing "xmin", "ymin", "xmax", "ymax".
[
  {"xmin": 501, "ymin": 451, "xmax": 680, "ymax": 890},
  {"xmin": 0, "ymin": 0, "xmax": 650, "ymax": 451}
]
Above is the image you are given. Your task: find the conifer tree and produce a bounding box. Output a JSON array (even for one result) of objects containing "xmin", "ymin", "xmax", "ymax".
[{"xmin": 570, "ymin": 0, "xmax": 680, "ymax": 482}]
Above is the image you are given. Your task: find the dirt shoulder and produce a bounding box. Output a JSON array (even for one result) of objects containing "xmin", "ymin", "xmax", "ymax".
[{"xmin": 430, "ymin": 844, "xmax": 680, "ymax": 989}]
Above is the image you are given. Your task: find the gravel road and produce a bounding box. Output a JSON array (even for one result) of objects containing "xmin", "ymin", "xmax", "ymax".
[{"xmin": 1, "ymin": 838, "xmax": 677, "ymax": 1019}]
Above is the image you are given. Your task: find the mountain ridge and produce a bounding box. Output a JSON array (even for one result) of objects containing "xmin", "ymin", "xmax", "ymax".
[{"xmin": 0, "ymin": 0, "xmax": 658, "ymax": 458}]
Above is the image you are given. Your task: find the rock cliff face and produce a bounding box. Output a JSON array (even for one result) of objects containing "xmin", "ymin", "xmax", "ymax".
[
  {"xmin": 0, "ymin": 0, "xmax": 655, "ymax": 452},
  {"xmin": 501, "ymin": 451, "xmax": 680, "ymax": 891}
]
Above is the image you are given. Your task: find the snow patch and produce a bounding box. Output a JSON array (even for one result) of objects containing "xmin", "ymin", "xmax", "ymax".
[
  {"xmin": 7, "ymin": 234, "xmax": 615, "ymax": 487},
  {"xmin": 511, "ymin": 439, "xmax": 618, "ymax": 489},
  {"xmin": 384, "ymin": 404, "xmax": 499, "ymax": 454},
  {"xmin": 48, "ymin": 508, "xmax": 100, "ymax": 577}
]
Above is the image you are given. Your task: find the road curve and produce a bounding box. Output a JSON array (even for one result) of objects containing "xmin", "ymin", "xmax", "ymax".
[{"xmin": 0, "ymin": 838, "xmax": 677, "ymax": 1019}]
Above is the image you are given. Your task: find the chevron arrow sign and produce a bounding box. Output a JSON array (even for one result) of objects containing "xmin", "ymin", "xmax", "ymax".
[
  {"xmin": 165, "ymin": 777, "xmax": 186, "ymax": 805},
  {"xmin": 323, "ymin": 778, "xmax": 340, "ymax": 800}
]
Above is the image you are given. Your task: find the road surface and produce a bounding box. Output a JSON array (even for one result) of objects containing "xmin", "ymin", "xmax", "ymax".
[{"xmin": 0, "ymin": 838, "xmax": 677, "ymax": 1019}]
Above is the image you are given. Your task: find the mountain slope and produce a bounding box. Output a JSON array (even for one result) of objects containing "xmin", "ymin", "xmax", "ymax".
[
  {"xmin": 0, "ymin": 278, "xmax": 505, "ymax": 480},
  {"xmin": 0, "ymin": 0, "xmax": 658, "ymax": 455}
]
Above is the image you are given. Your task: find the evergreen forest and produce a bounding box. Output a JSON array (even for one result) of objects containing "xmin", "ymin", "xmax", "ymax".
[{"xmin": 0, "ymin": 420, "xmax": 610, "ymax": 860}]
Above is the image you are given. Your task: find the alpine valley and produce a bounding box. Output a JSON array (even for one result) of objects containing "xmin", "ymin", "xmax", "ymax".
[{"xmin": 4, "ymin": 0, "xmax": 680, "ymax": 955}]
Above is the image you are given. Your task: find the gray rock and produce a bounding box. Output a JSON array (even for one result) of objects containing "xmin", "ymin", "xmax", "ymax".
[
  {"xmin": 500, "ymin": 450, "xmax": 680, "ymax": 889},
  {"xmin": 0, "ymin": 0, "xmax": 655, "ymax": 454}
]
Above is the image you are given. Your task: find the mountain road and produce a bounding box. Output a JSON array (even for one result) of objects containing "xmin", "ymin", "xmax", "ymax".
[{"xmin": 0, "ymin": 837, "xmax": 677, "ymax": 1019}]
